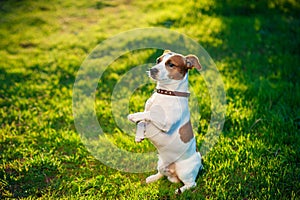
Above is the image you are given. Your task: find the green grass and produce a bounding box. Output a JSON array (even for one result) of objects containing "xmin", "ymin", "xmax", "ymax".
[{"xmin": 1, "ymin": 0, "xmax": 300, "ymax": 199}]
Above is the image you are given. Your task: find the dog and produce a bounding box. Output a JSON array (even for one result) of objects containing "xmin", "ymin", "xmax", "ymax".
[{"xmin": 128, "ymin": 50, "xmax": 203, "ymax": 194}]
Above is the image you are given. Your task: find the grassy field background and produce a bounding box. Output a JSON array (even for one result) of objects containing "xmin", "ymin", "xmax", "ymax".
[{"xmin": 1, "ymin": 0, "xmax": 300, "ymax": 199}]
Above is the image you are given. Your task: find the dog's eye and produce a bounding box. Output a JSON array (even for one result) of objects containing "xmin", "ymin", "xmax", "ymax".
[{"xmin": 168, "ymin": 63, "xmax": 175, "ymax": 68}]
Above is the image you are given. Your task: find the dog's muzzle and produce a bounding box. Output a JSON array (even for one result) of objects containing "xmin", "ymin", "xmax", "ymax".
[{"xmin": 150, "ymin": 68, "xmax": 159, "ymax": 79}]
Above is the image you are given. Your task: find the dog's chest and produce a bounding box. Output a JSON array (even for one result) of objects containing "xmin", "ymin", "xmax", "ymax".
[
  {"xmin": 144, "ymin": 92, "xmax": 193, "ymax": 146},
  {"xmin": 145, "ymin": 93, "xmax": 189, "ymax": 115}
]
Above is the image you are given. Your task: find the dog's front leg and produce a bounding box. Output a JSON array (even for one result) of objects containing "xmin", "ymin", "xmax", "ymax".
[{"xmin": 128, "ymin": 111, "xmax": 151, "ymax": 123}]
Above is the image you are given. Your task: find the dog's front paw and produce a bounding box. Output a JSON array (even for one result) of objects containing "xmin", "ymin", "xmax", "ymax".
[
  {"xmin": 128, "ymin": 112, "xmax": 150, "ymax": 123},
  {"xmin": 127, "ymin": 113, "xmax": 140, "ymax": 123}
]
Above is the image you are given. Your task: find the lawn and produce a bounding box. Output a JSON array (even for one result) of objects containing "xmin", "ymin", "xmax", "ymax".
[{"xmin": 0, "ymin": 0, "xmax": 300, "ymax": 199}]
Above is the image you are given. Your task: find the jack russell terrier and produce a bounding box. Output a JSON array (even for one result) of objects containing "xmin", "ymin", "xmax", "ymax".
[{"xmin": 128, "ymin": 50, "xmax": 203, "ymax": 194}]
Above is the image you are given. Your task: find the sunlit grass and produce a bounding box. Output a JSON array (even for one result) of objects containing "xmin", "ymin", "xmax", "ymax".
[{"xmin": 1, "ymin": 0, "xmax": 299, "ymax": 199}]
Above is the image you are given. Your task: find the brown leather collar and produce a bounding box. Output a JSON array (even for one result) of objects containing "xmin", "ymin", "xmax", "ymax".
[{"xmin": 156, "ymin": 89, "xmax": 190, "ymax": 97}]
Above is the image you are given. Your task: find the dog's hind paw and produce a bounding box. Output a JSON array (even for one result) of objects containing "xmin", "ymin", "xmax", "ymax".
[
  {"xmin": 167, "ymin": 176, "xmax": 180, "ymax": 183},
  {"xmin": 146, "ymin": 173, "xmax": 163, "ymax": 184},
  {"xmin": 175, "ymin": 183, "xmax": 196, "ymax": 194}
]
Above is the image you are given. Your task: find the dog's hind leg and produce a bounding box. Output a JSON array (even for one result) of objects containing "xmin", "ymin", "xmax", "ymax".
[
  {"xmin": 146, "ymin": 172, "xmax": 163, "ymax": 183},
  {"xmin": 146, "ymin": 156, "xmax": 165, "ymax": 184},
  {"xmin": 167, "ymin": 175, "xmax": 180, "ymax": 183}
]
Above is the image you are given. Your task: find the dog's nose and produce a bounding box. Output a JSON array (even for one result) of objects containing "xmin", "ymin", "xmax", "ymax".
[{"xmin": 150, "ymin": 68, "xmax": 159, "ymax": 77}]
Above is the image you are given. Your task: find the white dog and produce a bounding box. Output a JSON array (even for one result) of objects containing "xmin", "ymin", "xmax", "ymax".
[{"xmin": 128, "ymin": 50, "xmax": 203, "ymax": 194}]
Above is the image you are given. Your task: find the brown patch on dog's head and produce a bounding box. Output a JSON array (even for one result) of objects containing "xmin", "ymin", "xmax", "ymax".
[
  {"xmin": 179, "ymin": 120, "xmax": 194, "ymax": 143},
  {"xmin": 165, "ymin": 55, "xmax": 188, "ymax": 80},
  {"xmin": 153, "ymin": 50, "xmax": 202, "ymax": 81}
]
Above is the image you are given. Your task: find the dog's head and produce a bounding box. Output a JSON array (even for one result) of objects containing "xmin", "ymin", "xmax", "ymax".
[{"xmin": 149, "ymin": 50, "xmax": 202, "ymax": 82}]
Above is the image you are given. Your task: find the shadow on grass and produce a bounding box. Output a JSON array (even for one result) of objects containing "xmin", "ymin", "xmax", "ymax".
[
  {"xmin": 0, "ymin": 132, "xmax": 66, "ymax": 198},
  {"xmin": 203, "ymin": 0, "xmax": 300, "ymax": 135},
  {"xmin": 1, "ymin": 157, "xmax": 60, "ymax": 198},
  {"xmin": 197, "ymin": 1, "xmax": 300, "ymax": 199}
]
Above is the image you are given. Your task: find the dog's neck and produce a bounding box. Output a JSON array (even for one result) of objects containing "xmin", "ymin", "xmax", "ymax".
[{"xmin": 156, "ymin": 74, "xmax": 189, "ymax": 93}]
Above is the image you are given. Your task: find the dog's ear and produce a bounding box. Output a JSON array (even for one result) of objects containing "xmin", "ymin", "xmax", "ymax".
[
  {"xmin": 163, "ymin": 49, "xmax": 171, "ymax": 54},
  {"xmin": 185, "ymin": 55, "xmax": 202, "ymax": 71}
]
